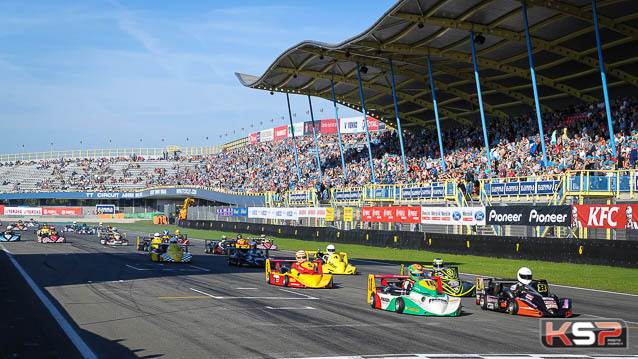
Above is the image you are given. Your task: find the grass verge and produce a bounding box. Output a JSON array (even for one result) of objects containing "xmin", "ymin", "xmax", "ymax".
[{"xmin": 109, "ymin": 220, "xmax": 638, "ymax": 294}]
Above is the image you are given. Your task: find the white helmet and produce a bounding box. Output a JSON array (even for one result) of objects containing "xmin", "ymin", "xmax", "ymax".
[
  {"xmin": 326, "ymin": 244, "xmax": 336, "ymax": 255},
  {"xmin": 7, "ymin": 226, "xmax": 12, "ymax": 230},
  {"xmin": 99, "ymin": 222, "xmax": 103, "ymax": 226},
  {"xmin": 261, "ymin": 234, "xmax": 266, "ymax": 238},
  {"xmin": 154, "ymin": 232, "xmax": 160, "ymax": 237},
  {"xmin": 517, "ymin": 267, "xmax": 533, "ymax": 285},
  {"xmin": 73, "ymin": 221, "xmax": 77, "ymax": 224}
]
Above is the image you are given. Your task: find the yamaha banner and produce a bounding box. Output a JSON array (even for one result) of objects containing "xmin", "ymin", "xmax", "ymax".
[{"xmin": 486, "ymin": 206, "xmax": 571, "ymax": 226}]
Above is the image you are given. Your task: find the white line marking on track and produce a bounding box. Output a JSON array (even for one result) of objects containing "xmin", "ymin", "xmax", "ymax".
[
  {"xmin": 0, "ymin": 243, "xmax": 98, "ymax": 359},
  {"xmin": 189, "ymin": 287, "xmax": 319, "ymax": 300},
  {"xmin": 278, "ymin": 288, "xmax": 319, "ymax": 299},
  {"xmin": 264, "ymin": 306, "xmax": 315, "ymax": 310},
  {"xmin": 581, "ymin": 313, "xmax": 638, "ymax": 325},
  {"xmin": 189, "ymin": 265, "xmax": 210, "ymax": 272},
  {"xmin": 235, "ymin": 287, "xmax": 258, "ymax": 290},
  {"xmin": 189, "ymin": 287, "xmax": 221, "ymax": 299}
]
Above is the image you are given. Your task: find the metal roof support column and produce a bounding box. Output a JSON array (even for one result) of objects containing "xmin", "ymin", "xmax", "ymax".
[
  {"xmin": 307, "ymin": 95, "xmax": 323, "ymax": 184},
  {"xmin": 285, "ymin": 93, "xmax": 302, "ymax": 184},
  {"xmin": 470, "ymin": 31, "xmax": 492, "ymax": 170},
  {"xmin": 330, "ymin": 80, "xmax": 348, "ymax": 181},
  {"xmin": 426, "ymin": 55, "xmax": 446, "ymax": 172},
  {"xmin": 592, "ymin": 0, "xmax": 616, "ymax": 155},
  {"xmin": 388, "ymin": 59, "xmax": 408, "ymax": 176},
  {"xmin": 355, "ymin": 62, "xmax": 377, "ymax": 183},
  {"xmin": 523, "ymin": 2, "xmax": 549, "ymax": 168}
]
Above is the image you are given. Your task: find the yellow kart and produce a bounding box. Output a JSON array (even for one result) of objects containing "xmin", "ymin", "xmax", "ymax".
[
  {"xmin": 150, "ymin": 243, "xmax": 192, "ymax": 263},
  {"xmin": 266, "ymin": 259, "xmax": 333, "ymax": 288},
  {"xmin": 306, "ymin": 250, "xmax": 357, "ymax": 275}
]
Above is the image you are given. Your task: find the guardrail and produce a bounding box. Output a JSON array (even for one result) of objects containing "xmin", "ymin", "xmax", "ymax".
[{"xmin": 0, "ymin": 146, "xmax": 221, "ymax": 162}]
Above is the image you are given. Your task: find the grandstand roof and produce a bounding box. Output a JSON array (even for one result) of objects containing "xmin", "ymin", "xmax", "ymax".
[{"xmin": 235, "ymin": 0, "xmax": 638, "ymax": 128}]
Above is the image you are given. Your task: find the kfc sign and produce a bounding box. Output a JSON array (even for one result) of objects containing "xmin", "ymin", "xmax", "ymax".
[{"xmin": 572, "ymin": 204, "xmax": 638, "ymax": 229}]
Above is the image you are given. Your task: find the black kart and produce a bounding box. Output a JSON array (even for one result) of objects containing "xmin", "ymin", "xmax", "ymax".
[{"xmin": 227, "ymin": 248, "xmax": 268, "ymax": 267}]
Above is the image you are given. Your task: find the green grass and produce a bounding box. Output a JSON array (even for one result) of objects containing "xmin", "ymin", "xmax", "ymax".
[{"xmin": 109, "ymin": 220, "xmax": 638, "ymax": 294}]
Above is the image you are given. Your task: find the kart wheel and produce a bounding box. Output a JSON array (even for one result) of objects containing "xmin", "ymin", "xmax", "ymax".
[
  {"xmin": 369, "ymin": 293, "xmax": 376, "ymax": 309},
  {"xmin": 479, "ymin": 296, "xmax": 487, "ymax": 310},
  {"xmin": 266, "ymin": 274, "xmax": 271, "ymax": 285},
  {"xmin": 395, "ymin": 297, "xmax": 405, "ymax": 314},
  {"xmin": 507, "ymin": 300, "xmax": 518, "ymax": 315},
  {"xmin": 282, "ymin": 276, "xmax": 289, "ymax": 287},
  {"xmin": 326, "ymin": 278, "xmax": 333, "ymax": 289}
]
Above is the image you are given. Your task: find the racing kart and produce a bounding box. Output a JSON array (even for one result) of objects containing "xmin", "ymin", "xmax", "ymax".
[
  {"xmin": 0, "ymin": 232, "xmax": 20, "ymax": 242},
  {"xmin": 137, "ymin": 234, "xmax": 165, "ymax": 252},
  {"xmin": 254, "ymin": 237, "xmax": 278, "ymax": 251},
  {"xmin": 265, "ymin": 259, "xmax": 333, "ymax": 288},
  {"xmin": 77, "ymin": 226, "xmax": 97, "ymax": 235},
  {"xmin": 100, "ymin": 232, "xmax": 128, "ymax": 246},
  {"xmin": 307, "ymin": 250, "xmax": 356, "ymax": 275},
  {"xmin": 227, "ymin": 247, "xmax": 268, "ymax": 267},
  {"xmin": 368, "ymin": 274, "xmax": 461, "ymax": 316},
  {"xmin": 62, "ymin": 224, "xmax": 77, "ymax": 233},
  {"xmin": 37, "ymin": 231, "xmax": 66, "ymax": 243},
  {"xmin": 475, "ymin": 277, "xmax": 572, "ymax": 318},
  {"xmin": 173, "ymin": 234, "xmax": 189, "ymax": 245},
  {"xmin": 12, "ymin": 223, "xmax": 29, "ymax": 231},
  {"xmin": 150, "ymin": 242, "xmax": 192, "ymax": 263},
  {"xmin": 401, "ymin": 264, "xmax": 474, "ymax": 297},
  {"xmin": 204, "ymin": 239, "xmax": 236, "ymax": 254}
]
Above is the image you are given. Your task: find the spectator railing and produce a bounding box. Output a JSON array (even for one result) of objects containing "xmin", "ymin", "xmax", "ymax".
[
  {"xmin": 0, "ymin": 146, "xmax": 221, "ymax": 162},
  {"xmin": 565, "ymin": 170, "xmax": 636, "ymax": 197},
  {"xmin": 331, "ymin": 187, "xmax": 364, "ymax": 206},
  {"xmin": 480, "ymin": 174, "xmax": 563, "ymax": 201}
]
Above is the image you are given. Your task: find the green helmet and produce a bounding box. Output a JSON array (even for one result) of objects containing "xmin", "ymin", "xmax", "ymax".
[
  {"xmin": 408, "ymin": 264, "xmax": 425, "ymax": 282},
  {"xmin": 221, "ymin": 235, "xmax": 227, "ymax": 240}
]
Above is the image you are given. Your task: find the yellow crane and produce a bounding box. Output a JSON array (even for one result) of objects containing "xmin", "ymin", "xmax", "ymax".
[{"xmin": 177, "ymin": 198, "xmax": 195, "ymax": 220}]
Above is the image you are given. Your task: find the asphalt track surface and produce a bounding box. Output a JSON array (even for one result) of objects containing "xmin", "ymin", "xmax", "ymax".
[{"xmin": 1, "ymin": 230, "xmax": 637, "ymax": 358}]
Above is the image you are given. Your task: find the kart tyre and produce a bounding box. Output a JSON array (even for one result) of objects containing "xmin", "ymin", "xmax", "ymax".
[
  {"xmin": 479, "ymin": 296, "xmax": 487, "ymax": 310},
  {"xmin": 326, "ymin": 278, "xmax": 333, "ymax": 289},
  {"xmin": 282, "ymin": 276, "xmax": 289, "ymax": 287},
  {"xmin": 369, "ymin": 293, "xmax": 376, "ymax": 309},
  {"xmin": 507, "ymin": 300, "xmax": 518, "ymax": 315},
  {"xmin": 395, "ymin": 297, "xmax": 405, "ymax": 314},
  {"xmin": 266, "ymin": 274, "xmax": 271, "ymax": 285}
]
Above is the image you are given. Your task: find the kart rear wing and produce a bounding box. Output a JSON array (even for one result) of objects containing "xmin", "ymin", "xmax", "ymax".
[
  {"xmin": 266, "ymin": 259, "xmax": 297, "ymax": 276},
  {"xmin": 476, "ymin": 277, "xmax": 518, "ymax": 292},
  {"xmin": 367, "ymin": 274, "xmax": 409, "ymax": 303}
]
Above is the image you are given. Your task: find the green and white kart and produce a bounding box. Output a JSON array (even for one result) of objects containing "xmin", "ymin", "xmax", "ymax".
[{"xmin": 367, "ymin": 274, "xmax": 462, "ymax": 316}]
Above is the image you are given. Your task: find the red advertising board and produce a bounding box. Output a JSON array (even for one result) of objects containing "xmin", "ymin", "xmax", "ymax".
[
  {"xmin": 572, "ymin": 204, "xmax": 638, "ymax": 229},
  {"xmin": 43, "ymin": 207, "xmax": 82, "ymax": 216},
  {"xmin": 0, "ymin": 205, "xmax": 3, "ymax": 215},
  {"xmin": 273, "ymin": 125, "xmax": 288, "ymax": 140},
  {"xmin": 362, "ymin": 207, "xmax": 373, "ymax": 222},
  {"xmin": 249, "ymin": 132, "xmax": 258, "ymax": 144},
  {"xmin": 395, "ymin": 206, "xmax": 421, "ymax": 223},
  {"xmin": 366, "ymin": 117, "xmax": 378, "ymax": 131},
  {"xmin": 320, "ymin": 119, "xmax": 338, "ymax": 134}
]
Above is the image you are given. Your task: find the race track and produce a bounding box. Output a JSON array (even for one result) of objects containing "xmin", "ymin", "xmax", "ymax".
[{"xmin": 1, "ymin": 230, "xmax": 636, "ymax": 358}]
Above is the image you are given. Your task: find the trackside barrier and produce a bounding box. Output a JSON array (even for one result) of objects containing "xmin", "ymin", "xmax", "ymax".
[{"xmin": 178, "ymin": 219, "xmax": 638, "ymax": 268}]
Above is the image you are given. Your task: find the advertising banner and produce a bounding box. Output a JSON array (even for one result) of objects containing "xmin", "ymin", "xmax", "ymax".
[
  {"xmin": 297, "ymin": 207, "xmax": 326, "ymax": 218},
  {"xmin": 96, "ymin": 204, "xmax": 115, "ymax": 215},
  {"xmin": 395, "ymin": 206, "xmax": 421, "ymax": 223},
  {"xmin": 248, "ymin": 207, "xmax": 299, "ymax": 220},
  {"xmin": 320, "ymin": 119, "xmax": 338, "ymax": 134},
  {"xmin": 486, "ymin": 206, "xmax": 571, "ymax": 226},
  {"xmin": 303, "ymin": 121, "xmax": 321, "ymax": 136},
  {"xmin": 217, "ymin": 208, "xmax": 233, "ymax": 217},
  {"xmin": 343, "ymin": 207, "xmax": 354, "ymax": 222},
  {"xmin": 288, "ymin": 122, "xmax": 304, "ymax": 138},
  {"xmin": 259, "ymin": 128, "xmax": 274, "ymax": 142},
  {"xmin": 232, "ymin": 208, "xmax": 248, "ymax": 216},
  {"xmin": 333, "ymin": 190, "xmax": 362, "ymax": 201},
  {"xmin": 249, "ymin": 132, "xmax": 258, "ymax": 144},
  {"xmin": 273, "ymin": 125, "xmax": 288, "ymax": 140},
  {"xmin": 421, "ymin": 206, "xmax": 486, "ymax": 226},
  {"xmin": 572, "ymin": 204, "xmax": 638, "ymax": 229},
  {"xmin": 43, "ymin": 208, "xmax": 82, "ymax": 216},
  {"xmin": 0, "ymin": 205, "xmax": 3, "ymax": 215},
  {"xmin": 340, "ymin": 117, "xmax": 361, "ymax": 134},
  {"xmin": 325, "ymin": 208, "xmax": 334, "ymax": 221},
  {"xmin": 3, "ymin": 207, "xmax": 42, "ymax": 216}
]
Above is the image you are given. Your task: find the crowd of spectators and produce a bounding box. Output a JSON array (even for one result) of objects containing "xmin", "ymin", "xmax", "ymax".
[{"xmin": 1, "ymin": 97, "xmax": 637, "ymax": 194}]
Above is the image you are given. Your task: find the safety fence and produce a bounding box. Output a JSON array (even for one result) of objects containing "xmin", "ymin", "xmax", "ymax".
[{"xmin": 178, "ymin": 219, "xmax": 638, "ymax": 268}]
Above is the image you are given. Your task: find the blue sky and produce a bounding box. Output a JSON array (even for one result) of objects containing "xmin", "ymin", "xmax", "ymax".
[{"xmin": 0, "ymin": 0, "xmax": 396, "ymax": 154}]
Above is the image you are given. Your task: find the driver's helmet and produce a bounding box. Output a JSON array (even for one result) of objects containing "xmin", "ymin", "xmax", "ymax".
[
  {"xmin": 326, "ymin": 244, "xmax": 336, "ymax": 255},
  {"xmin": 114, "ymin": 233, "xmax": 121, "ymax": 240},
  {"xmin": 175, "ymin": 230, "xmax": 180, "ymax": 236},
  {"xmin": 73, "ymin": 221, "xmax": 77, "ymax": 225},
  {"xmin": 162, "ymin": 229, "xmax": 169, "ymax": 236},
  {"xmin": 249, "ymin": 241, "xmax": 256, "ymax": 249},
  {"xmin": 517, "ymin": 267, "xmax": 533, "ymax": 285},
  {"xmin": 7, "ymin": 226, "xmax": 12, "ymax": 231},
  {"xmin": 50, "ymin": 225, "xmax": 55, "ymax": 230},
  {"xmin": 99, "ymin": 222, "xmax": 103, "ymax": 226},
  {"xmin": 236, "ymin": 234, "xmax": 242, "ymax": 239},
  {"xmin": 18, "ymin": 220, "xmax": 22, "ymax": 224},
  {"xmin": 42, "ymin": 224, "xmax": 48, "ymax": 229},
  {"xmin": 295, "ymin": 250, "xmax": 306, "ymax": 263},
  {"xmin": 112, "ymin": 227, "xmax": 118, "ymax": 233},
  {"xmin": 169, "ymin": 237, "xmax": 178, "ymax": 244},
  {"xmin": 153, "ymin": 232, "xmax": 160, "ymax": 238},
  {"xmin": 432, "ymin": 258, "xmax": 444, "ymax": 270},
  {"xmin": 408, "ymin": 264, "xmax": 425, "ymax": 282},
  {"xmin": 261, "ymin": 234, "xmax": 266, "ymax": 238},
  {"xmin": 221, "ymin": 235, "xmax": 227, "ymax": 240}
]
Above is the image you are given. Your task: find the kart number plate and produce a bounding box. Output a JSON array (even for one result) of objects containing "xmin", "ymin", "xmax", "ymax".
[
  {"xmin": 448, "ymin": 280, "xmax": 459, "ymax": 287},
  {"xmin": 544, "ymin": 300, "xmax": 558, "ymax": 309}
]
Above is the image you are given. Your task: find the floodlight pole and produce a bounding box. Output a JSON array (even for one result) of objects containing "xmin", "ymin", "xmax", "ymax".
[
  {"xmin": 426, "ymin": 55, "xmax": 446, "ymax": 172},
  {"xmin": 285, "ymin": 93, "xmax": 302, "ymax": 184},
  {"xmin": 522, "ymin": 2, "xmax": 549, "ymax": 168},
  {"xmin": 592, "ymin": 0, "xmax": 616, "ymax": 155},
  {"xmin": 330, "ymin": 80, "xmax": 348, "ymax": 181},
  {"xmin": 307, "ymin": 95, "xmax": 323, "ymax": 184},
  {"xmin": 388, "ymin": 59, "xmax": 408, "ymax": 175},
  {"xmin": 355, "ymin": 62, "xmax": 377, "ymax": 184},
  {"xmin": 469, "ymin": 31, "xmax": 491, "ymax": 170}
]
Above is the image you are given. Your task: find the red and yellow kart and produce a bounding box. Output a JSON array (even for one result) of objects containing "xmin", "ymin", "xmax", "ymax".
[{"xmin": 265, "ymin": 259, "xmax": 333, "ymax": 288}]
